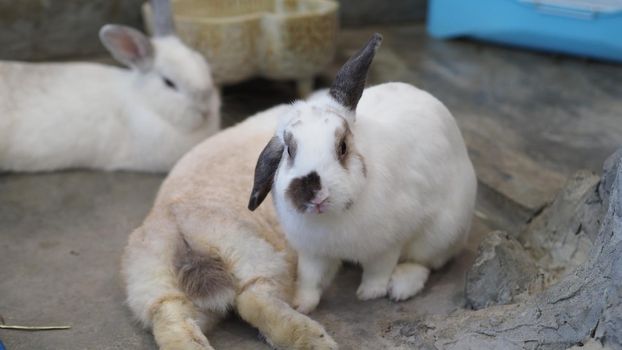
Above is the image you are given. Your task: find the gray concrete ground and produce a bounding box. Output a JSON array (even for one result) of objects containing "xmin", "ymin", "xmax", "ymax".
[{"xmin": 1, "ymin": 24, "xmax": 621, "ymax": 349}]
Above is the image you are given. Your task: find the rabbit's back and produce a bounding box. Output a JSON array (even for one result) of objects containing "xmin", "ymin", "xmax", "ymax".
[
  {"xmin": 356, "ymin": 82, "xmax": 474, "ymax": 205},
  {"xmin": 0, "ymin": 61, "xmax": 129, "ymax": 170},
  {"xmin": 0, "ymin": 61, "xmax": 126, "ymax": 118},
  {"xmin": 150, "ymin": 104, "xmax": 293, "ymax": 266},
  {"xmin": 357, "ymin": 82, "xmax": 468, "ymax": 160}
]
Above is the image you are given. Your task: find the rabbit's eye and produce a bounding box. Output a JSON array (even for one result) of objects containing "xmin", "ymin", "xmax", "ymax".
[
  {"xmin": 163, "ymin": 77, "xmax": 177, "ymax": 90},
  {"xmin": 339, "ymin": 140, "xmax": 347, "ymax": 157}
]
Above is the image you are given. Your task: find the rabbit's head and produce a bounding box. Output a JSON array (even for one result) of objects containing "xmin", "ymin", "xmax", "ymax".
[
  {"xmin": 249, "ymin": 33, "xmax": 382, "ymax": 216},
  {"xmin": 99, "ymin": 0, "xmax": 219, "ymax": 132}
]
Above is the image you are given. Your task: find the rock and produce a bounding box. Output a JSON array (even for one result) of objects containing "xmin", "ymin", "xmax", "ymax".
[
  {"xmin": 599, "ymin": 148, "xmax": 622, "ymax": 207},
  {"xmin": 566, "ymin": 338, "xmax": 612, "ymax": 350},
  {"xmin": 465, "ymin": 170, "xmax": 601, "ymax": 310},
  {"xmin": 388, "ymin": 148, "xmax": 622, "ymax": 350},
  {"xmin": 519, "ymin": 170, "xmax": 601, "ymax": 288},
  {"xmin": 465, "ymin": 231, "xmax": 538, "ymax": 310}
]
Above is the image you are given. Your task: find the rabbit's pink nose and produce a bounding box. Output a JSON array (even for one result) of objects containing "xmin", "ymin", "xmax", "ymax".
[
  {"xmin": 310, "ymin": 189, "xmax": 329, "ymax": 205},
  {"xmin": 310, "ymin": 196, "xmax": 329, "ymax": 214}
]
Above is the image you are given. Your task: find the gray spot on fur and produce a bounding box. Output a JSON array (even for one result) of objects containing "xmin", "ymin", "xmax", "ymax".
[
  {"xmin": 287, "ymin": 171, "xmax": 322, "ymax": 213},
  {"xmin": 359, "ymin": 154, "xmax": 367, "ymax": 177},
  {"xmin": 335, "ymin": 119, "xmax": 355, "ymax": 169},
  {"xmin": 345, "ymin": 200, "xmax": 354, "ymax": 210},
  {"xmin": 174, "ymin": 236, "xmax": 234, "ymax": 299},
  {"xmin": 284, "ymin": 132, "xmax": 298, "ymax": 167}
]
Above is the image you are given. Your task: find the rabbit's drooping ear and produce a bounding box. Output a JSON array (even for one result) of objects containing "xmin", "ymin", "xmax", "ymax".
[
  {"xmin": 99, "ymin": 25, "xmax": 154, "ymax": 72},
  {"xmin": 248, "ymin": 137, "xmax": 284, "ymax": 211},
  {"xmin": 329, "ymin": 33, "xmax": 383, "ymax": 111},
  {"xmin": 150, "ymin": 0, "xmax": 176, "ymax": 37}
]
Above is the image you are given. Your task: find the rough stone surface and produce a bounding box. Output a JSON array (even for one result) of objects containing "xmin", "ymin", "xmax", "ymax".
[
  {"xmin": 388, "ymin": 149, "xmax": 622, "ymax": 350},
  {"xmin": 465, "ymin": 167, "xmax": 615, "ymax": 310},
  {"xmin": 567, "ymin": 339, "xmax": 610, "ymax": 350},
  {"xmin": 465, "ymin": 170, "xmax": 604, "ymax": 311},
  {"xmin": 521, "ymin": 171, "xmax": 602, "ymax": 277},
  {"xmin": 465, "ymin": 231, "xmax": 538, "ymax": 310}
]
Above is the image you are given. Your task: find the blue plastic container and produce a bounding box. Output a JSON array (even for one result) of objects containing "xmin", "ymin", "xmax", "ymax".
[{"xmin": 427, "ymin": 0, "xmax": 622, "ymax": 62}]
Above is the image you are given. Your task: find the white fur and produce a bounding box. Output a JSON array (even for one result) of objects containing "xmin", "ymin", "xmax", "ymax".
[
  {"xmin": 0, "ymin": 34, "xmax": 220, "ymax": 172},
  {"xmin": 271, "ymin": 82, "xmax": 477, "ymax": 312}
]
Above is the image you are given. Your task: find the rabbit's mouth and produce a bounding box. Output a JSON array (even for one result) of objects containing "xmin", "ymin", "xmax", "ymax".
[{"xmin": 305, "ymin": 197, "xmax": 330, "ymax": 214}]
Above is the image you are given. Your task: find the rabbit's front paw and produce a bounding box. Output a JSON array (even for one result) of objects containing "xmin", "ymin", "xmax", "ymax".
[
  {"xmin": 356, "ymin": 280, "xmax": 388, "ymax": 300},
  {"xmin": 293, "ymin": 288, "xmax": 321, "ymax": 314},
  {"xmin": 388, "ymin": 263, "xmax": 429, "ymax": 301}
]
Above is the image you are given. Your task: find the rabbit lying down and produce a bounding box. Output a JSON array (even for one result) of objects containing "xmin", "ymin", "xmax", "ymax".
[
  {"xmin": 122, "ymin": 103, "xmax": 336, "ymax": 350},
  {"xmin": 0, "ymin": 0, "xmax": 220, "ymax": 172},
  {"xmin": 249, "ymin": 33, "xmax": 477, "ymax": 313},
  {"xmin": 122, "ymin": 34, "xmax": 476, "ymax": 350}
]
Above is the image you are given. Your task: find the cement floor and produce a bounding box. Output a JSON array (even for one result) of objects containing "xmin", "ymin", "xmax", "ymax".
[{"xmin": 1, "ymin": 24, "xmax": 621, "ymax": 349}]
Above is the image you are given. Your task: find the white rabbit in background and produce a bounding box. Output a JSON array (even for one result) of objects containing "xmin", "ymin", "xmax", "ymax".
[
  {"xmin": 0, "ymin": 0, "xmax": 220, "ymax": 172},
  {"xmin": 249, "ymin": 33, "xmax": 477, "ymax": 313}
]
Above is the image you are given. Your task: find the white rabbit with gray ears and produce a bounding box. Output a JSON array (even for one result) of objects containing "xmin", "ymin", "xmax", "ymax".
[
  {"xmin": 0, "ymin": 0, "xmax": 220, "ymax": 172},
  {"xmin": 249, "ymin": 33, "xmax": 477, "ymax": 313}
]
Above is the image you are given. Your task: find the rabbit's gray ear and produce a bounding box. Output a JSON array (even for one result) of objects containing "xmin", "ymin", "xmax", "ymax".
[
  {"xmin": 150, "ymin": 0, "xmax": 176, "ymax": 36},
  {"xmin": 329, "ymin": 33, "xmax": 382, "ymax": 111},
  {"xmin": 99, "ymin": 25, "xmax": 154, "ymax": 72},
  {"xmin": 248, "ymin": 137, "xmax": 284, "ymax": 211}
]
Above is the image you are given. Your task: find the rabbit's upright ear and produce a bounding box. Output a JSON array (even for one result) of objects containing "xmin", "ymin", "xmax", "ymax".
[
  {"xmin": 150, "ymin": 0, "xmax": 176, "ymax": 37},
  {"xmin": 329, "ymin": 33, "xmax": 383, "ymax": 112},
  {"xmin": 248, "ymin": 137, "xmax": 284, "ymax": 211},
  {"xmin": 99, "ymin": 25, "xmax": 154, "ymax": 72}
]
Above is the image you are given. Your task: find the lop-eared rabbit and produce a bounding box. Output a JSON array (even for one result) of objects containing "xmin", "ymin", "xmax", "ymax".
[
  {"xmin": 249, "ymin": 34, "xmax": 477, "ymax": 313},
  {"xmin": 0, "ymin": 0, "xmax": 220, "ymax": 172}
]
